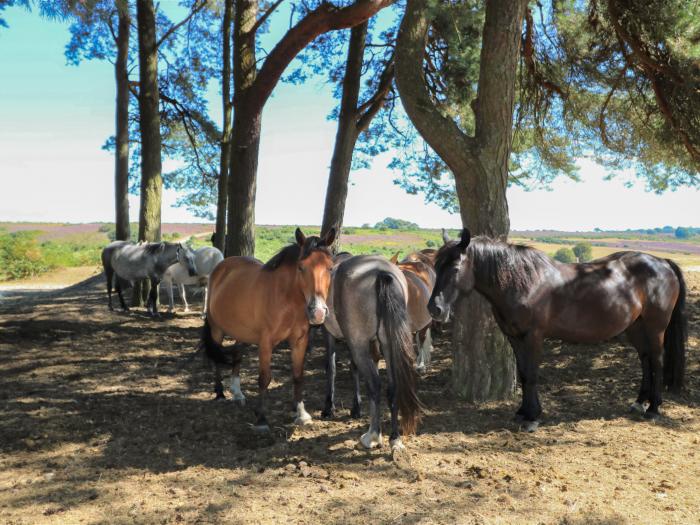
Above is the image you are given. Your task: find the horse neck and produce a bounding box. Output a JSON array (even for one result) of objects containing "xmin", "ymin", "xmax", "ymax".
[
  {"xmin": 470, "ymin": 247, "xmax": 522, "ymax": 310},
  {"xmin": 271, "ymin": 264, "xmax": 305, "ymax": 305}
]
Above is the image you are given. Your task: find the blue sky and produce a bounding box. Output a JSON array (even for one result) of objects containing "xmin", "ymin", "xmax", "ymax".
[{"xmin": 0, "ymin": 5, "xmax": 698, "ymax": 231}]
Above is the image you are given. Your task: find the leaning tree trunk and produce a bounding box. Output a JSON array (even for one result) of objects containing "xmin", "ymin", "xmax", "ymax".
[
  {"xmin": 320, "ymin": 22, "xmax": 367, "ymax": 253},
  {"xmin": 114, "ymin": 0, "xmax": 131, "ymax": 241},
  {"xmin": 224, "ymin": 0, "xmax": 393, "ymax": 257},
  {"xmin": 214, "ymin": 0, "xmax": 234, "ymax": 253},
  {"xmin": 134, "ymin": 0, "xmax": 163, "ymax": 305},
  {"xmin": 396, "ymin": 0, "xmax": 526, "ymax": 401}
]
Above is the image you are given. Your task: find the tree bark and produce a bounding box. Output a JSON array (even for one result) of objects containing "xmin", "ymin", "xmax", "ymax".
[
  {"xmin": 114, "ymin": 0, "xmax": 130, "ymax": 241},
  {"xmin": 225, "ymin": 0, "xmax": 394, "ymax": 257},
  {"xmin": 321, "ymin": 22, "xmax": 367, "ymax": 252},
  {"xmin": 396, "ymin": 0, "xmax": 526, "ymax": 401},
  {"xmin": 214, "ymin": 0, "xmax": 234, "ymax": 253},
  {"xmin": 135, "ymin": 0, "xmax": 162, "ymax": 305}
]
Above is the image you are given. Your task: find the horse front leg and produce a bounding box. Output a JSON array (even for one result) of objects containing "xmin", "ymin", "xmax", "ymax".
[
  {"xmin": 148, "ymin": 277, "xmax": 160, "ymax": 317},
  {"xmin": 253, "ymin": 340, "xmax": 273, "ymax": 432},
  {"xmin": 178, "ymin": 283, "xmax": 189, "ymax": 312},
  {"xmin": 321, "ymin": 328, "xmax": 337, "ymax": 419},
  {"xmin": 291, "ymin": 333, "xmax": 312, "ymax": 426},
  {"xmin": 349, "ymin": 357, "xmax": 362, "ymax": 418},
  {"xmin": 106, "ymin": 268, "xmax": 114, "ymax": 310}
]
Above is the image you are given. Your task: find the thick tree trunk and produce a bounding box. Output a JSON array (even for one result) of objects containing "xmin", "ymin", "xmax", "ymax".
[
  {"xmin": 396, "ymin": 0, "xmax": 526, "ymax": 401},
  {"xmin": 114, "ymin": 0, "xmax": 131, "ymax": 241},
  {"xmin": 214, "ymin": 0, "xmax": 234, "ymax": 253},
  {"xmin": 226, "ymin": 108, "xmax": 261, "ymax": 257},
  {"xmin": 321, "ymin": 22, "xmax": 367, "ymax": 252},
  {"xmin": 135, "ymin": 0, "xmax": 162, "ymax": 306}
]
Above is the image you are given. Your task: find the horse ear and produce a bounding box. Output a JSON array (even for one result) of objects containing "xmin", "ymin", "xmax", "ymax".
[
  {"xmin": 441, "ymin": 228, "xmax": 451, "ymax": 245},
  {"xmin": 458, "ymin": 228, "xmax": 471, "ymax": 251},
  {"xmin": 323, "ymin": 227, "xmax": 337, "ymax": 247},
  {"xmin": 295, "ymin": 227, "xmax": 306, "ymax": 246},
  {"xmin": 389, "ymin": 251, "xmax": 400, "ymax": 265}
]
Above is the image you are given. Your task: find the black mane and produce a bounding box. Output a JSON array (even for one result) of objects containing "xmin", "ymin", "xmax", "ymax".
[
  {"xmin": 262, "ymin": 235, "xmax": 331, "ymax": 271},
  {"xmin": 435, "ymin": 236, "xmax": 553, "ymax": 292}
]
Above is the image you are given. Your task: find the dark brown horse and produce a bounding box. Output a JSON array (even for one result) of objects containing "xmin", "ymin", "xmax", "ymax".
[
  {"xmin": 429, "ymin": 228, "xmax": 687, "ymax": 431},
  {"xmin": 202, "ymin": 228, "xmax": 336, "ymax": 431}
]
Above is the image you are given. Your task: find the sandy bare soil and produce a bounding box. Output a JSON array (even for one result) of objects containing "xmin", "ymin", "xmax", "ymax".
[{"xmin": 0, "ymin": 274, "xmax": 699, "ymax": 524}]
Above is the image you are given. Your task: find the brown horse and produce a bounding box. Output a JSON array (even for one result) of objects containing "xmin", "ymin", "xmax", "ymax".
[
  {"xmin": 391, "ymin": 252, "xmax": 436, "ymax": 371},
  {"xmin": 202, "ymin": 228, "xmax": 336, "ymax": 432},
  {"xmin": 429, "ymin": 228, "xmax": 687, "ymax": 431}
]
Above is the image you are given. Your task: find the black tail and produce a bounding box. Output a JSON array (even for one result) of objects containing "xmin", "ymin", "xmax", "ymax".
[
  {"xmin": 375, "ymin": 271, "xmax": 422, "ymax": 434},
  {"xmin": 202, "ymin": 318, "xmax": 231, "ymax": 365},
  {"xmin": 663, "ymin": 259, "xmax": 687, "ymax": 393}
]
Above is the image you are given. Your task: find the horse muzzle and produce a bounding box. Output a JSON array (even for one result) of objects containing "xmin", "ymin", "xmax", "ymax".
[
  {"xmin": 428, "ymin": 299, "xmax": 450, "ymax": 323},
  {"xmin": 306, "ymin": 299, "xmax": 328, "ymax": 325}
]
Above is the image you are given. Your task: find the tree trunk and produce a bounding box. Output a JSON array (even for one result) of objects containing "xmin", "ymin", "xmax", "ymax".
[
  {"xmin": 321, "ymin": 22, "xmax": 367, "ymax": 252},
  {"xmin": 396, "ymin": 0, "xmax": 526, "ymax": 401},
  {"xmin": 114, "ymin": 0, "xmax": 131, "ymax": 242},
  {"xmin": 226, "ymin": 108, "xmax": 261, "ymax": 257},
  {"xmin": 135, "ymin": 0, "xmax": 162, "ymax": 306},
  {"xmin": 224, "ymin": 0, "xmax": 393, "ymax": 257},
  {"xmin": 214, "ymin": 0, "xmax": 234, "ymax": 253},
  {"xmin": 225, "ymin": 0, "xmax": 259, "ymax": 257}
]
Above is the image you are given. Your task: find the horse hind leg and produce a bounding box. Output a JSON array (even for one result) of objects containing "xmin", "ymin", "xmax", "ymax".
[
  {"xmin": 349, "ymin": 357, "xmax": 362, "ymax": 419},
  {"xmin": 114, "ymin": 277, "xmax": 129, "ymax": 311},
  {"xmin": 229, "ymin": 345, "xmax": 245, "ymax": 406},
  {"xmin": 644, "ymin": 327, "xmax": 666, "ymax": 421},
  {"xmin": 626, "ymin": 320, "xmax": 651, "ymax": 415},
  {"xmin": 350, "ymin": 338, "xmax": 382, "ymax": 449},
  {"xmin": 105, "ymin": 268, "xmax": 114, "ymax": 310},
  {"xmin": 178, "ymin": 283, "xmax": 189, "ymax": 312}
]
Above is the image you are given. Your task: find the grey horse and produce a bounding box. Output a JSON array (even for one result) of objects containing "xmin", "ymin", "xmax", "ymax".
[
  {"xmin": 160, "ymin": 246, "xmax": 224, "ymax": 316},
  {"xmin": 323, "ymin": 255, "xmax": 422, "ymax": 451},
  {"xmin": 101, "ymin": 241, "xmax": 196, "ymax": 315}
]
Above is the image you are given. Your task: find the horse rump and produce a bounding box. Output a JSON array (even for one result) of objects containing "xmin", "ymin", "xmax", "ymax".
[
  {"xmin": 375, "ymin": 271, "xmax": 422, "ymax": 434},
  {"xmin": 663, "ymin": 259, "xmax": 687, "ymax": 393}
]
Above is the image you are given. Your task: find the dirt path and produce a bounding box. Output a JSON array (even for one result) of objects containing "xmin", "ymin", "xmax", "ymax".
[{"xmin": 0, "ymin": 275, "xmax": 699, "ymax": 524}]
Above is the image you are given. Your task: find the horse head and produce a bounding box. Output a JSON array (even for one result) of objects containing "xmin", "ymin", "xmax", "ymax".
[
  {"xmin": 176, "ymin": 243, "xmax": 197, "ymax": 277},
  {"xmin": 294, "ymin": 227, "xmax": 336, "ymax": 325},
  {"xmin": 428, "ymin": 228, "xmax": 471, "ymax": 322}
]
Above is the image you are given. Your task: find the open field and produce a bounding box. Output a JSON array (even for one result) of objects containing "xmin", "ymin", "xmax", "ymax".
[
  {"xmin": 0, "ymin": 272, "xmax": 699, "ymax": 524},
  {"xmin": 1, "ymin": 223, "xmax": 699, "ymax": 286}
]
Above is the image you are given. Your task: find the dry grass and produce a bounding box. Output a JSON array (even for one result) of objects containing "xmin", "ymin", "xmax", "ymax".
[{"xmin": 0, "ymin": 274, "xmax": 699, "ymax": 524}]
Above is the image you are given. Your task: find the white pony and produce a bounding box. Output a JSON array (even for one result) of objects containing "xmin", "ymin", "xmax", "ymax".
[{"xmin": 160, "ymin": 246, "xmax": 224, "ymax": 316}]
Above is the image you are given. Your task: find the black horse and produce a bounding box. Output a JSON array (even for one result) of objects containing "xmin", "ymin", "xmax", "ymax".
[{"xmin": 429, "ymin": 228, "xmax": 687, "ymax": 431}]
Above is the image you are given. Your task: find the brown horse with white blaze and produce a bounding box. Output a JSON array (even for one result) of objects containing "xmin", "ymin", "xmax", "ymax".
[{"xmin": 202, "ymin": 228, "xmax": 336, "ymax": 432}]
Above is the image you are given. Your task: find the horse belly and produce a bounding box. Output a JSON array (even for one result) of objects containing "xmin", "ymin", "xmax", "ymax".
[{"xmin": 548, "ymin": 303, "xmax": 637, "ymax": 343}]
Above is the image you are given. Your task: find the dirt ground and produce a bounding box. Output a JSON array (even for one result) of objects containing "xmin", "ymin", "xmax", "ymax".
[{"xmin": 0, "ymin": 274, "xmax": 699, "ymax": 525}]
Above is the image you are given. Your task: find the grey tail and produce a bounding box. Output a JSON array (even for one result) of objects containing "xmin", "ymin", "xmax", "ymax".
[{"xmin": 375, "ymin": 271, "xmax": 422, "ymax": 434}]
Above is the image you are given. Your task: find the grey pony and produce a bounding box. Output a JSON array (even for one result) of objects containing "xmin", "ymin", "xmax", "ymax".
[
  {"xmin": 323, "ymin": 255, "xmax": 422, "ymax": 451},
  {"xmin": 101, "ymin": 240, "xmax": 196, "ymax": 315}
]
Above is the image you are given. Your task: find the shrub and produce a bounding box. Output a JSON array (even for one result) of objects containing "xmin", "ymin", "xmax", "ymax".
[
  {"xmin": 426, "ymin": 239, "xmax": 436, "ymax": 248},
  {"xmin": 374, "ymin": 217, "xmax": 419, "ymax": 230},
  {"xmin": 572, "ymin": 242, "xmax": 593, "ymax": 262},
  {"xmin": 0, "ymin": 231, "xmax": 52, "ymax": 280},
  {"xmin": 553, "ymin": 247, "xmax": 576, "ymax": 263}
]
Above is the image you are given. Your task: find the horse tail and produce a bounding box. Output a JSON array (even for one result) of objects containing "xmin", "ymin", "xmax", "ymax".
[
  {"xmin": 375, "ymin": 271, "xmax": 422, "ymax": 434},
  {"xmin": 201, "ymin": 318, "xmax": 231, "ymax": 365},
  {"xmin": 663, "ymin": 259, "xmax": 687, "ymax": 393}
]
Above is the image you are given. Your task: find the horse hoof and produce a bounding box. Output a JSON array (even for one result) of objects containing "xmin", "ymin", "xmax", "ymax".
[
  {"xmin": 294, "ymin": 414, "xmax": 313, "ymax": 427},
  {"xmin": 214, "ymin": 394, "xmax": 226, "ymax": 401},
  {"xmin": 644, "ymin": 411, "xmax": 661, "ymax": 422},
  {"xmin": 321, "ymin": 407, "xmax": 335, "ymax": 419},
  {"xmin": 522, "ymin": 420, "xmax": 540, "ymax": 433},
  {"xmin": 360, "ymin": 431, "xmax": 382, "ymax": 449},
  {"xmin": 513, "ymin": 413, "xmax": 526, "ymax": 423},
  {"xmin": 629, "ymin": 402, "xmax": 646, "ymax": 415},
  {"xmin": 232, "ymin": 395, "xmax": 246, "ymax": 407},
  {"xmin": 390, "ymin": 438, "xmax": 406, "ymax": 452}
]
